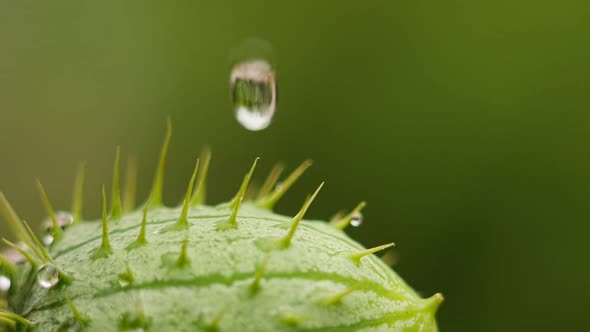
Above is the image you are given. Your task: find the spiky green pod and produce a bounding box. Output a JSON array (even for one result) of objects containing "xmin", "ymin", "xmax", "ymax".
[{"xmin": 0, "ymin": 123, "xmax": 442, "ymax": 331}]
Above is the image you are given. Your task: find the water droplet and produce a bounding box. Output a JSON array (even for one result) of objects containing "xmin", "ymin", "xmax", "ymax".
[
  {"xmin": 37, "ymin": 264, "xmax": 60, "ymax": 289},
  {"xmin": 0, "ymin": 275, "xmax": 11, "ymax": 292},
  {"xmin": 42, "ymin": 211, "xmax": 74, "ymax": 231},
  {"xmin": 118, "ymin": 269, "xmax": 134, "ymax": 287},
  {"xmin": 230, "ymin": 60, "xmax": 277, "ymax": 131},
  {"xmin": 350, "ymin": 212, "xmax": 363, "ymax": 227},
  {"xmin": 42, "ymin": 234, "xmax": 55, "ymax": 246},
  {"xmin": 1, "ymin": 243, "xmax": 26, "ymax": 264}
]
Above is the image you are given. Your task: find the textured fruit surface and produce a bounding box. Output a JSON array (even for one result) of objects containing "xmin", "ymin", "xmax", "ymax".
[
  {"xmin": 0, "ymin": 124, "xmax": 442, "ymax": 331},
  {"xmin": 25, "ymin": 203, "xmax": 440, "ymax": 331}
]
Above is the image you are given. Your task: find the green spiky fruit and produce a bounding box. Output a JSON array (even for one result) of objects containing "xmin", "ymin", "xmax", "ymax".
[{"xmin": 0, "ymin": 122, "xmax": 442, "ymax": 331}]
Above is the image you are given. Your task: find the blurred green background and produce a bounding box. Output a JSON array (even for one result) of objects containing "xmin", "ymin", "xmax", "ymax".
[{"xmin": 1, "ymin": 1, "xmax": 589, "ymax": 331}]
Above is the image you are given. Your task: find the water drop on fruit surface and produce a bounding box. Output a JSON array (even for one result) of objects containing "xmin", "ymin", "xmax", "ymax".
[
  {"xmin": 0, "ymin": 275, "xmax": 11, "ymax": 292},
  {"xmin": 230, "ymin": 60, "xmax": 276, "ymax": 131},
  {"xmin": 1, "ymin": 244, "xmax": 26, "ymax": 264},
  {"xmin": 42, "ymin": 234, "xmax": 55, "ymax": 246},
  {"xmin": 37, "ymin": 264, "xmax": 60, "ymax": 289},
  {"xmin": 350, "ymin": 211, "xmax": 363, "ymax": 227},
  {"xmin": 42, "ymin": 211, "xmax": 74, "ymax": 231}
]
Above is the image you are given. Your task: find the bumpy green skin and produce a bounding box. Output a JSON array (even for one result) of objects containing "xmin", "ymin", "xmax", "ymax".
[{"xmin": 16, "ymin": 202, "xmax": 440, "ymax": 331}]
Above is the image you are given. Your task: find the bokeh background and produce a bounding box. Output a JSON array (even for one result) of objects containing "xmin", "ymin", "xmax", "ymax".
[{"xmin": 1, "ymin": 1, "xmax": 589, "ymax": 331}]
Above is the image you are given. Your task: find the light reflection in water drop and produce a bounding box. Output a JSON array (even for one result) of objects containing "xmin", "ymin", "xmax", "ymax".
[
  {"xmin": 0, "ymin": 275, "xmax": 11, "ymax": 292},
  {"xmin": 41, "ymin": 211, "xmax": 74, "ymax": 246},
  {"xmin": 37, "ymin": 264, "xmax": 60, "ymax": 289},
  {"xmin": 350, "ymin": 212, "xmax": 363, "ymax": 227},
  {"xmin": 230, "ymin": 60, "xmax": 277, "ymax": 131}
]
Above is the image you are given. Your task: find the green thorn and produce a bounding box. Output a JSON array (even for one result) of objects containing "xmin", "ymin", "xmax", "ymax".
[
  {"xmin": 0, "ymin": 193, "xmax": 32, "ymax": 248},
  {"xmin": 279, "ymin": 182, "xmax": 324, "ymax": 248},
  {"xmin": 205, "ymin": 309, "xmax": 226, "ymax": 332},
  {"xmin": 0, "ymin": 192, "xmax": 51, "ymax": 262},
  {"xmin": 329, "ymin": 209, "xmax": 346, "ymax": 223},
  {"xmin": 349, "ymin": 242, "xmax": 395, "ymax": 266},
  {"xmin": 425, "ymin": 293, "xmax": 444, "ymax": 313},
  {"xmin": 126, "ymin": 204, "xmax": 149, "ymax": 251},
  {"xmin": 280, "ymin": 315, "xmax": 309, "ymax": 327},
  {"xmin": 331, "ymin": 201, "xmax": 367, "ymax": 230},
  {"xmin": 0, "ymin": 310, "xmax": 34, "ymax": 327},
  {"xmin": 256, "ymin": 163, "xmax": 284, "ymax": 200},
  {"xmin": 71, "ymin": 161, "xmax": 85, "ymax": 224},
  {"xmin": 58, "ymin": 270, "xmax": 73, "ymax": 286},
  {"xmin": 324, "ymin": 285, "xmax": 357, "ymax": 305},
  {"xmin": 191, "ymin": 147, "xmax": 211, "ymax": 206},
  {"xmin": 160, "ymin": 158, "xmax": 199, "ymax": 233},
  {"xmin": 256, "ymin": 160, "xmax": 312, "ymax": 210},
  {"xmin": 1, "ymin": 239, "xmax": 39, "ymax": 269},
  {"xmin": 217, "ymin": 158, "xmax": 259, "ymax": 231},
  {"xmin": 175, "ymin": 238, "xmax": 191, "ymax": 268},
  {"xmin": 0, "ymin": 192, "xmax": 49, "ymax": 262},
  {"xmin": 0, "ymin": 256, "xmax": 16, "ymax": 277},
  {"xmin": 91, "ymin": 186, "xmax": 112, "ymax": 259},
  {"xmin": 21, "ymin": 220, "xmax": 53, "ymax": 263},
  {"xmin": 110, "ymin": 146, "xmax": 122, "ymax": 220},
  {"xmin": 118, "ymin": 311, "xmax": 151, "ymax": 331},
  {"xmin": 249, "ymin": 254, "xmax": 270, "ymax": 294},
  {"xmin": 0, "ymin": 193, "xmax": 50, "ymax": 263},
  {"xmin": 122, "ymin": 155, "xmax": 138, "ymax": 213},
  {"xmin": 0, "ymin": 315, "xmax": 16, "ymax": 329},
  {"xmin": 65, "ymin": 296, "xmax": 90, "ymax": 327},
  {"xmin": 36, "ymin": 179, "xmax": 63, "ymax": 242},
  {"xmin": 146, "ymin": 117, "xmax": 172, "ymax": 209}
]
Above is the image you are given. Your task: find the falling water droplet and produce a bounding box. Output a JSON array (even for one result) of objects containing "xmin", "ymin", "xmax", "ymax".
[
  {"xmin": 229, "ymin": 37, "xmax": 277, "ymax": 131},
  {"xmin": 37, "ymin": 264, "xmax": 60, "ymax": 289},
  {"xmin": 0, "ymin": 275, "xmax": 11, "ymax": 292},
  {"xmin": 230, "ymin": 60, "xmax": 277, "ymax": 131},
  {"xmin": 350, "ymin": 212, "xmax": 363, "ymax": 227}
]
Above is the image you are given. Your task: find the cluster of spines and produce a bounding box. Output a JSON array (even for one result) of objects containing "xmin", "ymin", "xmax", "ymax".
[{"xmin": 0, "ymin": 119, "xmax": 439, "ymax": 331}]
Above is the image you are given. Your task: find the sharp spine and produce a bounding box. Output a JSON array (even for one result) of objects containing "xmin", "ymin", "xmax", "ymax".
[
  {"xmin": 190, "ymin": 147, "xmax": 211, "ymax": 206},
  {"xmin": 249, "ymin": 254, "xmax": 270, "ymax": 294},
  {"xmin": 91, "ymin": 185, "xmax": 112, "ymax": 259},
  {"xmin": 256, "ymin": 160, "xmax": 313, "ymax": 210},
  {"xmin": 35, "ymin": 179, "xmax": 64, "ymax": 242},
  {"xmin": 175, "ymin": 238, "xmax": 191, "ymax": 268},
  {"xmin": 331, "ymin": 201, "xmax": 367, "ymax": 230},
  {"xmin": 324, "ymin": 286, "xmax": 356, "ymax": 305},
  {"xmin": 279, "ymin": 182, "xmax": 324, "ymax": 248},
  {"xmin": 349, "ymin": 242, "xmax": 395, "ymax": 266},
  {"xmin": 217, "ymin": 158, "xmax": 259, "ymax": 231},
  {"xmin": 126, "ymin": 203, "xmax": 149, "ymax": 251},
  {"xmin": 1, "ymin": 239, "xmax": 39, "ymax": 268},
  {"xmin": 122, "ymin": 155, "xmax": 138, "ymax": 213},
  {"xmin": 110, "ymin": 146, "xmax": 122, "ymax": 219},
  {"xmin": 71, "ymin": 161, "xmax": 86, "ymax": 224},
  {"xmin": 161, "ymin": 158, "xmax": 199, "ymax": 232},
  {"xmin": 65, "ymin": 296, "xmax": 90, "ymax": 327},
  {"xmin": 146, "ymin": 117, "xmax": 172, "ymax": 209},
  {"xmin": 256, "ymin": 163, "xmax": 284, "ymax": 200}
]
